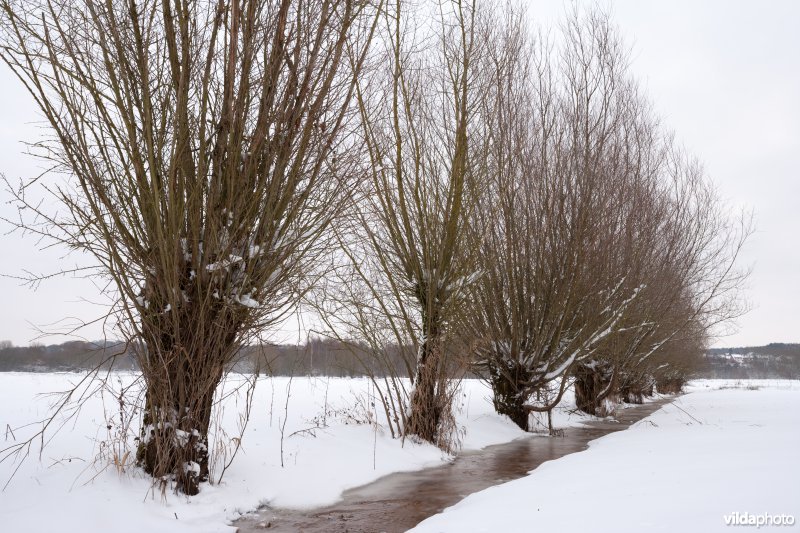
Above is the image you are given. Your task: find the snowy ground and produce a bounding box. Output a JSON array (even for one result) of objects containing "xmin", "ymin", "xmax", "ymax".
[
  {"xmin": 0, "ymin": 372, "xmax": 592, "ymax": 533},
  {"xmin": 411, "ymin": 379, "xmax": 800, "ymax": 533},
  {"xmin": 3, "ymin": 375, "xmax": 796, "ymax": 533}
]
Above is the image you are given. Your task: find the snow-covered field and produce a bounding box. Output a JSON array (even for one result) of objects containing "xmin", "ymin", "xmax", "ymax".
[
  {"xmin": 411, "ymin": 379, "xmax": 800, "ymax": 533},
  {"xmin": 2, "ymin": 375, "xmax": 797, "ymax": 533},
  {"xmin": 0, "ymin": 372, "xmax": 591, "ymax": 533}
]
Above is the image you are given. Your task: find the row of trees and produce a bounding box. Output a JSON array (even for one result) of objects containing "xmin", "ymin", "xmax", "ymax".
[
  {"xmin": 0, "ymin": 0, "xmax": 747, "ymax": 494},
  {"xmin": 316, "ymin": 2, "xmax": 747, "ymax": 438}
]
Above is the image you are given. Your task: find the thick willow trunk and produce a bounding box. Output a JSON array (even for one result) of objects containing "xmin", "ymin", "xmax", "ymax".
[
  {"xmin": 406, "ymin": 337, "xmax": 443, "ymax": 443},
  {"xmin": 656, "ymin": 375, "xmax": 685, "ymax": 394},
  {"xmin": 492, "ymin": 390, "xmax": 529, "ymax": 432},
  {"xmin": 573, "ymin": 361, "xmax": 617, "ymax": 416},
  {"xmin": 135, "ymin": 281, "xmax": 234, "ymax": 495},
  {"xmin": 136, "ymin": 377, "xmax": 216, "ymax": 495},
  {"xmin": 619, "ymin": 374, "xmax": 655, "ymax": 404},
  {"xmin": 486, "ymin": 358, "xmax": 531, "ymax": 432}
]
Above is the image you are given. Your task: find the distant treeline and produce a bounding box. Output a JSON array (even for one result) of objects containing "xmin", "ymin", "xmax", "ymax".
[
  {"xmin": 702, "ymin": 343, "xmax": 800, "ymax": 379},
  {"xmin": 0, "ymin": 340, "xmax": 135, "ymax": 372},
  {"xmin": 0, "ymin": 338, "xmax": 411, "ymax": 377},
  {"xmin": 1, "ymin": 339, "xmax": 798, "ymax": 379}
]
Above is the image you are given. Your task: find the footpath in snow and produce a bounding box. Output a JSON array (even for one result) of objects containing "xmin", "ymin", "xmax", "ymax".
[{"xmin": 411, "ymin": 380, "xmax": 800, "ymax": 533}]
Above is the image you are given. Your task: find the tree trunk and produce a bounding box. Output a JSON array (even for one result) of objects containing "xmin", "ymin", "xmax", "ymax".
[
  {"xmin": 406, "ymin": 337, "xmax": 443, "ymax": 443},
  {"xmin": 573, "ymin": 361, "xmax": 617, "ymax": 416},
  {"xmin": 619, "ymin": 373, "xmax": 654, "ymax": 404},
  {"xmin": 492, "ymin": 392, "xmax": 529, "ymax": 432},
  {"xmin": 485, "ymin": 358, "xmax": 531, "ymax": 432},
  {"xmin": 135, "ymin": 271, "xmax": 234, "ymax": 495},
  {"xmin": 135, "ymin": 354, "xmax": 224, "ymax": 495},
  {"xmin": 656, "ymin": 375, "xmax": 685, "ymax": 394}
]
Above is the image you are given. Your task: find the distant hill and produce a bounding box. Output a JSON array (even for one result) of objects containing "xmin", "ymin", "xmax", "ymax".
[{"xmin": 702, "ymin": 343, "xmax": 800, "ymax": 379}]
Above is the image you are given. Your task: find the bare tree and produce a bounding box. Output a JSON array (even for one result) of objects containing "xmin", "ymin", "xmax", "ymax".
[
  {"xmin": 0, "ymin": 0, "xmax": 377, "ymax": 493},
  {"xmin": 466, "ymin": 5, "xmax": 750, "ymax": 425},
  {"xmin": 313, "ymin": 0, "xmax": 485, "ymax": 447},
  {"xmin": 574, "ymin": 152, "xmax": 751, "ymax": 413},
  {"xmin": 466, "ymin": 7, "xmax": 648, "ymax": 430}
]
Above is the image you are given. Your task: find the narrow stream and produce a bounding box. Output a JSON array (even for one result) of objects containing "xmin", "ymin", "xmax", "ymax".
[{"xmin": 235, "ymin": 397, "xmax": 675, "ymax": 533}]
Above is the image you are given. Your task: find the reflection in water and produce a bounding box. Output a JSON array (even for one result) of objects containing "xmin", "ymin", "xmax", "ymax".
[{"xmin": 235, "ymin": 398, "xmax": 674, "ymax": 533}]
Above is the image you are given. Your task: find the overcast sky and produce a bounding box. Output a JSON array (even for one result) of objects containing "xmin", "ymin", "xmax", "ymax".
[{"xmin": 0, "ymin": 0, "xmax": 797, "ymax": 347}]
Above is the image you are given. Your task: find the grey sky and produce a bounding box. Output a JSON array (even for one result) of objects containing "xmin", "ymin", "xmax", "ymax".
[{"xmin": 0, "ymin": 0, "xmax": 797, "ymax": 347}]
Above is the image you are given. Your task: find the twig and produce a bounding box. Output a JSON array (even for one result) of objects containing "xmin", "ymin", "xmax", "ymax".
[
  {"xmin": 279, "ymin": 376, "xmax": 293, "ymax": 468},
  {"xmin": 671, "ymin": 402, "xmax": 703, "ymax": 425},
  {"xmin": 287, "ymin": 427, "xmax": 319, "ymax": 439}
]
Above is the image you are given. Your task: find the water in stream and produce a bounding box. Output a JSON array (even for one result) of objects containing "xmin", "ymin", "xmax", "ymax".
[{"xmin": 235, "ymin": 397, "xmax": 674, "ymax": 533}]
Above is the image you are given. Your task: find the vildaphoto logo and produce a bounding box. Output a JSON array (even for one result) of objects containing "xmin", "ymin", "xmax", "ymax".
[{"xmin": 724, "ymin": 512, "xmax": 796, "ymax": 528}]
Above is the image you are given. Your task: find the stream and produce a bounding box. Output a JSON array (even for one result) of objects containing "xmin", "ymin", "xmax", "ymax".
[{"xmin": 235, "ymin": 397, "xmax": 675, "ymax": 533}]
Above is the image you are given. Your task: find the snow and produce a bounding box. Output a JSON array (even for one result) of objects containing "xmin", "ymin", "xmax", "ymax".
[
  {"xmin": 0, "ymin": 373, "xmax": 590, "ymax": 533},
  {"xmin": 233, "ymin": 293, "xmax": 260, "ymax": 308},
  {"xmin": 184, "ymin": 461, "xmax": 201, "ymax": 475},
  {"xmin": 206, "ymin": 255, "xmax": 243, "ymax": 272},
  {"xmin": 3, "ymin": 374, "xmax": 795, "ymax": 533},
  {"xmin": 410, "ymin": 379, "xmax": 800, "ymax": 533}
]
